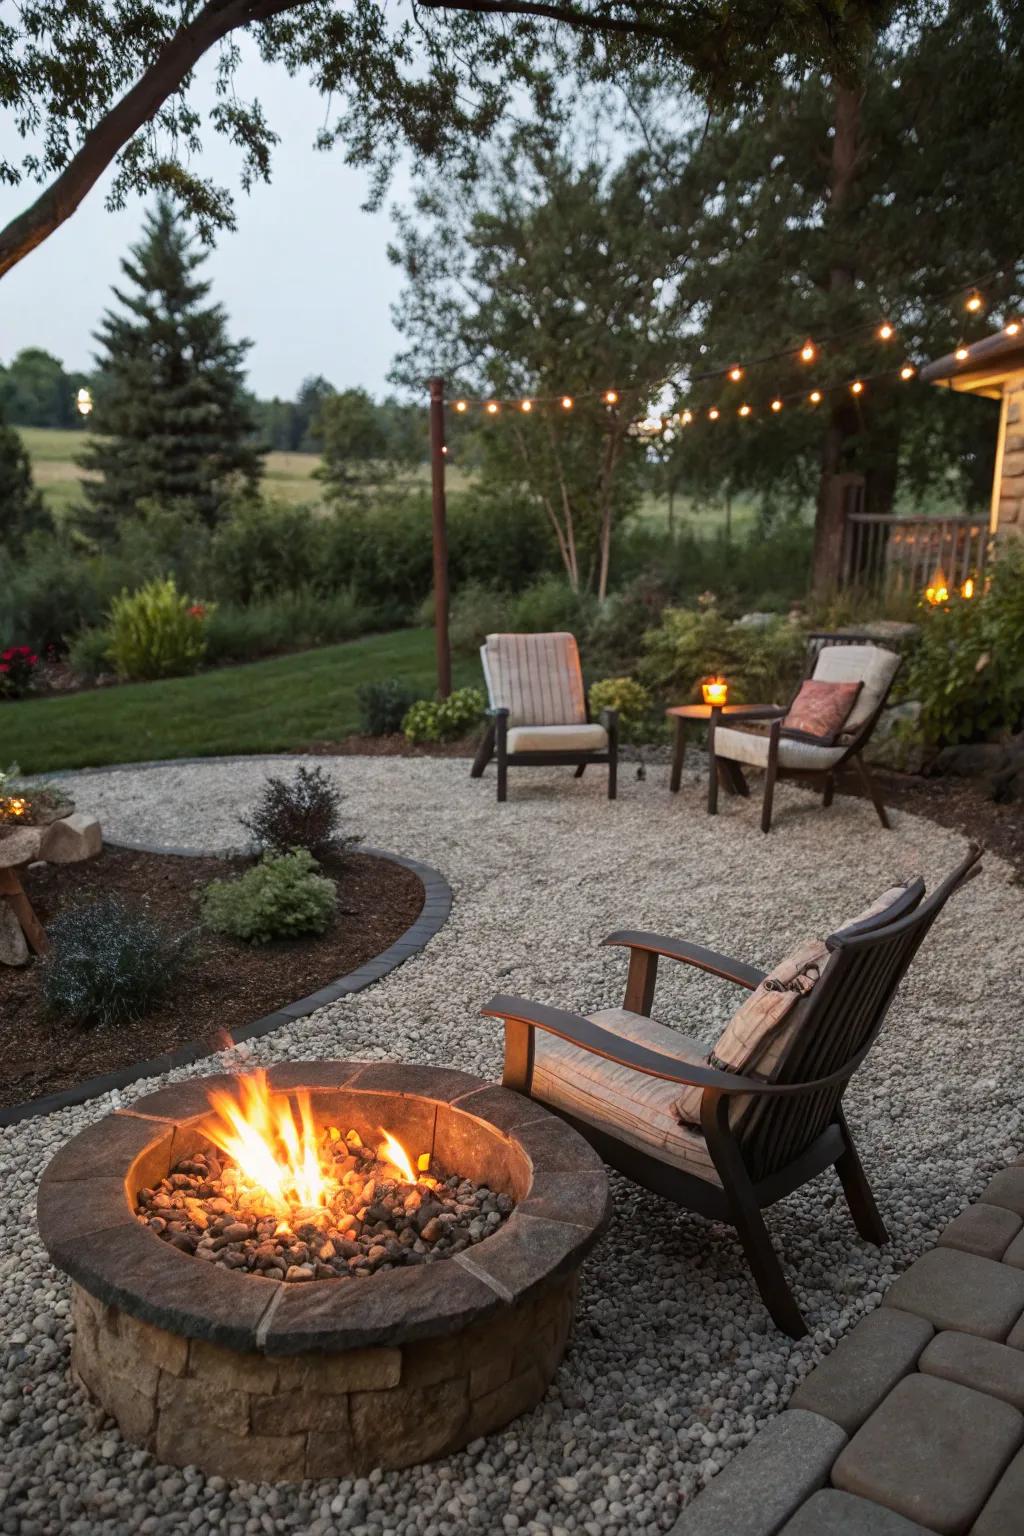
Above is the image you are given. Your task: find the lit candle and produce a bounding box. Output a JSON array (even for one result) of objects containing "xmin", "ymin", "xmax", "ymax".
[{"xmin": 702, "ymin": 678, "xmax": 729, "ymax": 706}]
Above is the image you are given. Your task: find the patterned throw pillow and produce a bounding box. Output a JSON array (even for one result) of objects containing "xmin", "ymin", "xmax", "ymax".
[
  {"xmin": 783, "ymin": 679, "xmax": 863, "ymax": 743},
  {"xmin": 673, "ymin": 938, "xmax": 830, "ymax": 1129}
]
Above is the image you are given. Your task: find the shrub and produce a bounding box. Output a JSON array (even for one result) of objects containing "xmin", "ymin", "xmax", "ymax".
[
  {"xmin": 905, "ymin": 546, "xmax": 1024, "ymax": 746},
  {"xmin": 447, "ymin": 581, "xmax": 513, "ymax": 656},
  {"xmin": 508, "ymin": 575, "xmax": 597, "ymax": 637},
  {"xmin": 0, "ymin": 534, "xmax": 108, "ymax": 652},
  {"xmin": 67, "ymin": 626, "xmax": 112, "ymax": 683},
  {"xmin": 639, "ymin": 605, "xmax": 806, "ymax": 707},
  {"xmin": 356, "ymin": 679, "xmax": 423, "ymax": 735},
  {"xmin": 41, "ymin": 897, "xmax": 193, "ymax": 1027},
  {"xmin": 204, "ymin": 587, "xmax": 371, "ymax": 664},
  {"xmin": 107, "ymin": 577, "xmax": 211, "ymax": 680},
  {"xmin": 588, "ymin": 676, "xmax": 654, "ymax": 742},
  {"xmin": 208, "ymin": 499, "xmax": 324, "ymax": 604},
  {"xmin": 402, "ymin": 687, "xmax": 486, "ymax": 744},
  {"xmin": 0, "ymin": 644, "xmax": 40, "ymax": 698},
  {"xmin": 201, "ymin": 849, "xmax": 337, "ymax": 944},
  {"xmin": 239, "ymin": 764, "xmax": 358, "ymax": 859}
]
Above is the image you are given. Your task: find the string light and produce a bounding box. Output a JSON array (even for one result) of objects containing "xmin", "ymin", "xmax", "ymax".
[
  {"xmin": 520, "ymin": 399, "xmax": 533, "ymax": 413},
  {"xmin": 561, "ymin": 395, "xmax": 573, "ymax": 410},
  {"xmin": 738, "ymin": 403, "xmax": 752, "ymax": 417},
  {"xmin": 728, "ymin": 366, "xmax": 743, "ymax": 382},
  {"xmin": 708, "ymin": 407, "xmax": 720, "ymax": 421},
  {"xmin": 770, "ymin": 398, "xmax": 783, "ymax": 412},
  {"xmin": 850, "ymin": 380, "xmax": 864, "ymax": 395},
  {"xmin": 681, "ymin": 409, "xmax": 693, "ymax": 425},
  {"xmin": 1007, "ymin": 322, "xmax": 1021, "ymax": 336},
  {"xmin": 800, "ymin": 341, "xmax": 816, "ymax": 363},
  {"xmin": 878, "ymin": 322, "xmax": 894, "ymax": 340},
  {"xmin": 809, "ymin": 390, "xmax": 823, "ymax": 405},
  {"xmin": 603, "ymin": 390, "xmax": 619, "ymax": 404},
  {"xmin": 965, "ymin": 292, "xmax": 984, "ymax": 313},
  {"xmin": 955, "ymin": 346, "xmax": 970, "ymax": 361},
  {"xmin": 486, "ymin": 401, "xmax": 499, "ymax": 414},
  {"xmin": 455, "ymin": 400, "xmax": 468, "ymax": 413},
  {"xmin": 900, "ymin": 364, "xmax": 916, "ymax": 380}
]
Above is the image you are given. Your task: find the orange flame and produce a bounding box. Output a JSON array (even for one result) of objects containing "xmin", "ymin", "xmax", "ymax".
[{"xmin": 378, "ymin": 1130, "xmax": 416, "ymax": 1185}]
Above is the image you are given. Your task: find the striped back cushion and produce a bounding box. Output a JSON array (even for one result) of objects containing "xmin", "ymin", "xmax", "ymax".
[
  {"xmin": 481, "ymin": 633, "xmax": 587, "ymax": 727},
  {"xmin": 674, "ymin": 938, "xmax": 830, "ymax": 1129},
  {"xmin": 812, "ymin": 644, "xmax": 900, "ymax": 734}
]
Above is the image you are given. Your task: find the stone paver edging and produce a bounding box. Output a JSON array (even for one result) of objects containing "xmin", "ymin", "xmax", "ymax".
[
  {"xmin": 672, "ymin": 1155, "xmax": 1024, "ymax": 1536},
  {"xmin": 0, "ymin": 841, "xmax": 452, "ymax": 1128}
]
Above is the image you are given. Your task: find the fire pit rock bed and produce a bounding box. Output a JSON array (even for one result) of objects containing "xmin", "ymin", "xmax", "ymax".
[{"xmin": 37, "ymin": 1061, "xmax": 609, "ymax": 1481}]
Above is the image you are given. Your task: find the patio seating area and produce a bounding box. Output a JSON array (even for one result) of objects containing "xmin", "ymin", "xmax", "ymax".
[{"xmin": 2, "ymin": 752, "xmax": 1021, "ymax": 1534}]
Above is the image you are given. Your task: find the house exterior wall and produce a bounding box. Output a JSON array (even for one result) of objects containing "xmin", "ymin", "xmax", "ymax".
[{"xmin": 996, "ymin": 372, "xmax": 1024, "ymax": 538}]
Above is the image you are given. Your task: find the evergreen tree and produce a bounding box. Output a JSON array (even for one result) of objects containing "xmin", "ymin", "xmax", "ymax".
[
  {"xmin": 0, "ymin": 409, "xmax": 50, "ymax": 556},
  {"xmin": 78, "ymin": 199, "xmax": 262, "ymax": 537}
]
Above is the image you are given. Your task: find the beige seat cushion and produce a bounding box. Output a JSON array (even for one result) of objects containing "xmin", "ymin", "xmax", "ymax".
[
  {"xmin": 674, "ymin": 938, "xmax": 830, "ymax": 1128},
  {"xmin": 812, "ymin": 643, "xmax": 900, "ymax": 733},
  {"xmin": 531, "ymin": 1007, "xmax": 723, "ymax": 1184},
  {"xmin": 713, "ymin": 724, "xmax": 845, "ymax": 772},
  {"xmin": 506, "ymin": 723, "xmax": 608, "ymax": 754},
  {"xmin": 481, "ymin": 632, "xmax": 587, "ymax": 727}
]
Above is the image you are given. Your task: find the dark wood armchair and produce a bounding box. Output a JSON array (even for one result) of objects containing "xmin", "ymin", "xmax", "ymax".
[
  {"xmin": 708, "ymin": 633, "xmax": 903, "ymax": 833},
  {"xmin": 483, "ymin": 846, "xmax": 981, "ymax": 1338}
]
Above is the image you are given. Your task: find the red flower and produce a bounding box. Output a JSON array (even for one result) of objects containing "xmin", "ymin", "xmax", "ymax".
[
  {"xmin": 188, "ymin": 603, "xmax": 207, "ymax": 620},
  {"xmin": 1, "ymin": 650, "xmax": 12, "ymax": 661},
  {"xmin": 0, "ymin": 664, "xmax": 8, "ymax": 674}
]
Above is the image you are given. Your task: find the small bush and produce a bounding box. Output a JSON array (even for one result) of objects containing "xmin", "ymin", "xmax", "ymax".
[
  {"xmin": 0, "ymin": 644, "xmax": 40, "ymax": 698},
  {"xmin": 588, "ymin": 676, "xmax": 654, "ymax": 742},
  {"xmin": 208, "ymin": 499, "xmax": 325, "ymax": 604},
  {"xmin": 639, "ymin": 605, "xmax": 806, "ymax": 707},
  {"xmin": 68, "ymin": 626, "xmax": 112, "ymax": 683},
  {"xmin": 508, "ymin": 575, "xmax": 597, "ymax": 637},
  {"xmin": 107, "ymin": 576, "xmax": 211, "ymax": 681},
  {"xmin": 41, "ymin": 897, "xmax": 193, "ymax": 1027},
  {"xmin": 402, "ymin": 687, "xmax": 486, "ymax": 744},
  {"xmin": 204, "ymin": 587, "xmax": 371, "ymax": 664},
  {"xmin": 201, "ymin": 849, "xmax": 337, "ymax": 944},
  {"xmin": 356, "ymin": 679, "xmax": 423, "ymax": 735},
  {"xmin": 447, "ymin": 582, "xmax": 513, "ymax": 656},
  {"xmin": 240, "ymin": 764, "xmax": 357, "ymax": 859}
]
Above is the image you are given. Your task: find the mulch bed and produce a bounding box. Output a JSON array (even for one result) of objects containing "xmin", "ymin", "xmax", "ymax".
[{"xmin": 0, "ymin": 847, "xmax": 424, "ymax": 1110}]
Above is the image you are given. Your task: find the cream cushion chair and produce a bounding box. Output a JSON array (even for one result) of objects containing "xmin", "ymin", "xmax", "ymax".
[{"xmin": 471, "ymin": 632, "xmax": 618, "ymax": 801}]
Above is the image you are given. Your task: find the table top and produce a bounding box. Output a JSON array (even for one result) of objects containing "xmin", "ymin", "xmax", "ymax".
[{"xmin": 666, "ymin": 703, "xmax": 782, "ymax": 721}]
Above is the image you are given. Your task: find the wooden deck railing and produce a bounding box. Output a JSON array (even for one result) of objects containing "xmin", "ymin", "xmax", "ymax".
[{"xmin": 840, "ymin": 513, "xmax": 993, "ymax": 595}]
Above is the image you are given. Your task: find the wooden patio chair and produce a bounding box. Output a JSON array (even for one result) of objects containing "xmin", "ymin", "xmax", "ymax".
[
  {"xmin": 483, "ymin": 846, "xmax": 981, "ymax": 1338},
  {"xmin": 470, "ymin": 631, "xmax": 619, "ymax": 803},
  {"xmin": 708, "ymin": 632, "xmax": 902, "ymax": 833}
]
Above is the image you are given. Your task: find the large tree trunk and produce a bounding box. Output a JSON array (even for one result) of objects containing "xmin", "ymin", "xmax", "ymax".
[{"xmin": 810, "ymin": 79, "xmax": 864, "ymax": 598}]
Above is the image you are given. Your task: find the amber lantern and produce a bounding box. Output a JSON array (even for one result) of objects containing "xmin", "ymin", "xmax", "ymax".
[
  {"xmin": 701, "ymin": 678, "xmax": 729, "ymax": 706},
  {"xmin": 924, "ymin": 569, "xmax": 950, "ymax": 606}
]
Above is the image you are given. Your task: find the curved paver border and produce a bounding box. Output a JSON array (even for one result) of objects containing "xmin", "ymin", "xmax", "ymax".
[{"xmin": 0, "ymin": 841, "xmax": 452, "ymax": 1128}]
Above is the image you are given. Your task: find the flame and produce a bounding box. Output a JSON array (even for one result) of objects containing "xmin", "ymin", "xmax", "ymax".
[
  {"xmin": 378, "ymin": 1130, "xmax": 416, "ymax": 1185},
  {"xmin": 203, "ymin": 1071, "xmax": 423, "ymax": 1213},
  {"xmin": 701, "ymin": 678, "xmax": 729, "ymax": 706}
]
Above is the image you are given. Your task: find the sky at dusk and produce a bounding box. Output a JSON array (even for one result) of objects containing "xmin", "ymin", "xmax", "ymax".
[{"xmin": 0, "ymin": 43, "xmax": 414, "ymax": 401}]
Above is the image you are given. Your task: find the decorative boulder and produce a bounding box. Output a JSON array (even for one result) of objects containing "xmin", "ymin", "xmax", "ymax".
[
  {"xmin": 0, "ymin": 903, "xmax": 29, "ymax": 966},
  {"xmin": 38, "ymin": 814, "xmax": 102, "ymax": 865},
  {"xmin": 0, "ymin": 826, "xmax": 45, "ymax": 868}
]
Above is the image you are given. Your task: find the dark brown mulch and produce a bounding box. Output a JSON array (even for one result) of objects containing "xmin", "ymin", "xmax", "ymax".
[
  {"xmin": 0, "ymin": 848, "xmax": 424, "ymax": 1109},
  {"xmin": 836, "ymin": 767, "xmax": 1024, "ymax": 881}
]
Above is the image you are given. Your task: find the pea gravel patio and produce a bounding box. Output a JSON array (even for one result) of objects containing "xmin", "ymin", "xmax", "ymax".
[{"xmin": 2, "ymin": 754, "xmax": 1021, "ymax": 1536}]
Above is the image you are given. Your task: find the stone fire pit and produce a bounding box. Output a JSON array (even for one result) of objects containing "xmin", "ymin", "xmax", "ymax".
[{"xmin": 37, "ymin": 1061, "xmax": 609, "ymax": 1480}]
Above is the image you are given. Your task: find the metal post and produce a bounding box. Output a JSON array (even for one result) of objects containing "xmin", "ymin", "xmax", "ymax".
[{"xmin": 428, "ymin": 375, "xmax": 451, "ymax": 698}]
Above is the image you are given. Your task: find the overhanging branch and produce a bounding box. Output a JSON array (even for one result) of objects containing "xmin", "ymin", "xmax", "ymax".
[{"xmin": 417, "ymin": 0, "xmax": 679, "ymax": 44}]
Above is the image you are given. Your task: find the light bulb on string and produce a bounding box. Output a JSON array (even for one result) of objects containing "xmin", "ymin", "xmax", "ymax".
[
  {"xmin": 1006, "ymin": 322, "xmax": 1021, "ymax": 337},
  {"xmin": 486, "ymin": 401, "xmax": 499, "ymax": 415},
  {"xmin": 965, "ymin": 292, "xmax": 984, "ymax": 313},
  {"xmin": 603, "ymin": 390, "xmax": 619, "ymax": 405},
  {"xmin": 900, "ymin": 364, "xmax": 916, "ymax": 381},
  {"xmin": 454, "ymin": 400, "xmax": 468, "ymax": 413},
  {"xmin": 770, "ymin": 398, "xmax": 783, "ymax": 413},
  {"xmin": 878, "ymin": 322, "xmax": 894, "ymax": 341},
  {"xmin": 681, "ymin": 410, "xmax": 693, "ymax": 425},
  {"xmin": 851, "ymin": 380, "xmax": 865, "ymax": 395},
  {"xmin": 738, "ymin": 403, "xmax": 751, "ymax": 418},
  {"xmin": 808, "ymin": 390, "xmax": 823, "ymax": 405},
  {"xmin": 728, "ymin": 366, "xmax": 743, "ymax": 383},
  {"xmin": 955, "ymin": 346, "xmax": 969, "ymax": 362},
  {"xmin": 800, "ymin": 341, "xmax": 816, "ymax": 363},
  {"xmin": 520, "ymin": 399, "xmax": 533, "ymax": 413},
  {"xmin": 561, "ymin": 396, "xmax": 574, "ymax": 410},
  {"xmin": 708, "ymin": 407, "xmax": 720, "ymax": 421}
]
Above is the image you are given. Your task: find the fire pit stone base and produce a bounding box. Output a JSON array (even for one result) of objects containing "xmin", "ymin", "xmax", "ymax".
[{"xmin": 71, "ymin": 1272, "xmax": 576, "ymax": 1478}]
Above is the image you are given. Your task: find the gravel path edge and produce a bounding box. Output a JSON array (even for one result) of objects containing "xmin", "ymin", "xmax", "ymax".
[{"xmin": 0, "ymin": 841, "xmax": 452, "ymax": 1129}]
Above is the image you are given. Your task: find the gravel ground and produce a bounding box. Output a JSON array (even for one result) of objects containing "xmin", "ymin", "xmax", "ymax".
[{"xmin": 2, "ymin": 754, "xmax": 1021, "ymax": 1536}]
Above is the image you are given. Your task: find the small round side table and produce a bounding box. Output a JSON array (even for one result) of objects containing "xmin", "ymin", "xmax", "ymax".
[{"xmin": 665, "ymin": 703, "xmax": 782, "ymax": 800}]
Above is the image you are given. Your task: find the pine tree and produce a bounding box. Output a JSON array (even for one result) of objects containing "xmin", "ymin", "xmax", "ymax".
[
  {"xmin": 0, "ymin": 409, "xmax": 50, "ymax": 556},
  {"xmin": 78, "ymin": 199, "xmax": 262, "ymax": 537}
]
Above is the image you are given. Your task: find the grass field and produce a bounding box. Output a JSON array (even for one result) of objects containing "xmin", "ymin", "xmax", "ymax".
[
  {"xmin": 3, "ymin": 628, "xmax": 477, "ymax": 774},
  {"xmin": 18, "ymin": 426, "xmax": 761, "ymax": 535}
]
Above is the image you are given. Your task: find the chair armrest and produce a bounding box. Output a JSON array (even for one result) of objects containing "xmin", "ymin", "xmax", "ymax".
[
  {"xmin": 487, "ymin": 706, "xmax": 510, "ymax": 719},
  {"xmin": 482, "ymin": 994, "xmax": 863, "ymax": 1098},
  {"xmin": 598, "ymin": 706, "xmax": 619, "ymax": 729},
  {"xmin": 731, "ymin": 705, "xmax": 787, "ymax": 721},
  {"xmin": 601, "ymin": 931, "xmax": 764, "ymax": 990}
]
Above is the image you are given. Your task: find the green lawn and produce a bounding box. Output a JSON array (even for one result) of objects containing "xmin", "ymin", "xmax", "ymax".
[{"xmin": 3, "ymin": 628, "xmax": 477, "ymax": 774}]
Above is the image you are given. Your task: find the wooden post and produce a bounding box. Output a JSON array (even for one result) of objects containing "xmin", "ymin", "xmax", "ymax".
[{"xmin": 428, "ymin": 376, "xmax": 451, "ymax": 698}]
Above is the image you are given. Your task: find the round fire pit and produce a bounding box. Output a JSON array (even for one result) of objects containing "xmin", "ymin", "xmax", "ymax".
[{"xmin": 38, "ymin": 1062, "xmax": 609, "ymax": 1480}]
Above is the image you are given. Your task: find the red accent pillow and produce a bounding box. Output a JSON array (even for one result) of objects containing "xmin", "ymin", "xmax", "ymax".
[{"xmin": 783, "ymin": 679, "xmax": 863, "ymax": 744}]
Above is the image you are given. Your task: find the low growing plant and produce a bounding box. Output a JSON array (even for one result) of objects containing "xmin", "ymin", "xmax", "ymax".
[
  {"xmin": 0, "ymin": 644, "xmax": 40, "ymax": 698},
  {"xmin": 68, "ymin": 626, "xmax": 113, "ymax": 683},
  {"xmin": 402, "ymin": 687, "xmax": 486, "ymax": 744},
  {"xmin": 107, "ymin": 576, "xmax": 212, "ymax": 681},
  {"xmin": 240, "ymin": 765, "xmax": 358, "ymax": 859},
  {"xmin": 41, "ymin": 897, "xmax": 193, "ymax": 1027},
  {"xmin": 588, "ymin": 676, "xmax": 654, "ymax": 742},
  {"xmin": 356, "ymin": 678, "xmax": 423, "ymax": 735},
  {"xmin": 639, "ymin": 605, "xmax": 806, "ymax": 707},
  {"xmin": 201, "ymin": 849, "xmax": 337, "ymax": 944}
]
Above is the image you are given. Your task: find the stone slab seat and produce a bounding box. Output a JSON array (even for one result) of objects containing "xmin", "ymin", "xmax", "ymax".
[{"xmin": 531, "ymin": 1006, "xmax": 723, "ymax": 1185}]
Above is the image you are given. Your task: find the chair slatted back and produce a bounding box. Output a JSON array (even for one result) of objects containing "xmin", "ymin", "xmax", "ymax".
[
  {"xmin": 734, "ymin": 849, "xmax": 979, "ymax": 1182},
  {"xmin": 480, "ymin": 633, "xmax": 587, "ymax": 728}
]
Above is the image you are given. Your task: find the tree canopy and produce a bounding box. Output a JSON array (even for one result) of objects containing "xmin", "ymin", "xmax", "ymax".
[{"xmin": 0, "ymin": 1, "xmax": 896, "ymax": 277}]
